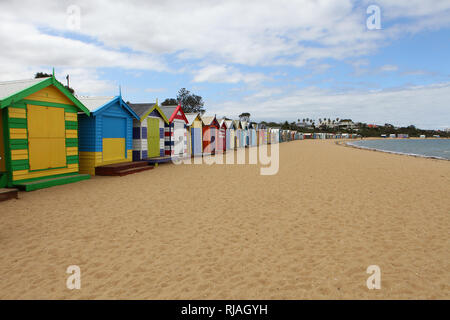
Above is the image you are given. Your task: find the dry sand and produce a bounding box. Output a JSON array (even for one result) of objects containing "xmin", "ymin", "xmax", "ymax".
[{"xmin": 0, "ymin": 140, "xmax": 449, "ymax": 299}]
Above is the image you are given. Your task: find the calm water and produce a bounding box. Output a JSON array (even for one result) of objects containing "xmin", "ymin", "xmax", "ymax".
[{"xmin": 348, "ymin": 139, "xmax": 450, "ymax": 160}]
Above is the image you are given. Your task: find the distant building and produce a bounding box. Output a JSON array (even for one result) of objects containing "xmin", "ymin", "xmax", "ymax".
[
  {"xmin": 338, "ymin": 119, "xmax": 356, "ymax": 130},
  {"xmin": 297, "ymin": 121, "xmax": 313, "ymax": 129}
]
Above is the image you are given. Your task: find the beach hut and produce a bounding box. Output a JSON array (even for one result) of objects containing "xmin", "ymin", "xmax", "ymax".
[
  {"xmin": 279, "ymin": 130, "xmax": 286, "ymax": 142},
  {"xmin": 256, "ymin": 123, "xmax": 266, "ymax": 146},
  {"xmin": 77, "ymin": 95, "xmax": 150, "ymax": 176},
  {"xmin": 161, "ymin": 105, "xmax": 189, "ymax": 158},
  {"xmin": 241, "ymin": 121, "xmax": 249, "ymax": 147},
  {"xmin": 185, "ymin": 113, "xmax": 203, "ymax": 157},
  {"xmin": 291, "ymin": 131, "xmax": 296, "ymax": 141},
  {"xmin": 270, "ymin": 128, "xmax": 280, "ymax": 144},
  {"xmin": 216, "ymin": 118, "xmax": 227, "ymax": 153},
  {"xmin": 0, "ymin": 75, "xmax": 90, "ymax": 191},
  {"xmin": 128, "ymin": 101, "xmax": 169, "ymax": 162},
  {"xmin": 201, "ymin": 115, "xmax": 220, "ymax": 155},
  {"xmin": 233, "ymin": 120, "xmax": 242, "ymax": 149},
  {"xmin": 248, "ymin": 123, "xmax": 257, "ymax": 147},
  {"xmin": 266, "ymin": 127, "xmax": 271, "ymax": 144},
  {"xmin": 225, "ymin": 120, "xmax": 236, "ymax": 150}
]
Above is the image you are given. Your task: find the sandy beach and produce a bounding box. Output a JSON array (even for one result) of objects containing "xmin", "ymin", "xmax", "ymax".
[{"xmin": 0, "ymin": 140, "xmax": 449, "ymax": 299}]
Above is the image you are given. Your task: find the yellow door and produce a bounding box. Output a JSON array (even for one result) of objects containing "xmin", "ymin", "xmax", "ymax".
[{"xmin": 28, "ymin": 105, "xmax": 66, "ymax": 171}]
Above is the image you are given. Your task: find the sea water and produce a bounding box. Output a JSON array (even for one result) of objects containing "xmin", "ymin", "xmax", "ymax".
[{"xmin": 348, "ymin": 139, "xmax": 450, "ymax": 160}]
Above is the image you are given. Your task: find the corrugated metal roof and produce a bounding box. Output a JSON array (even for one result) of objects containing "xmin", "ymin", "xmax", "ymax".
[
  {"xmin": 78, "ymin": 96, "xmax": 115, "ymax": 112},
  {"xmin": 128, "ymin": 102, "xmax": 156, "ymax": 118},
  {"xmin": 185, "ymin": 113, "xmax": 200, "ymax": 126},
  {"xmin": 0, "ymin": 77, "xmax": 48, "ymax": 100},
  {"xmin": 160, "ymin": 106, "xmax": 177, "ymax": 120}
]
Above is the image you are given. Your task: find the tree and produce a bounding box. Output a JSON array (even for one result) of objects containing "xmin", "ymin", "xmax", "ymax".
[
  {"xmin": 176, "ymin": 88, "xmax": 205, "ymax": 114},
  {"xmin": 161, "ymin": 98, "xmax": 178, "ymax": 106},
  {"xmin": 35, "ymin": 71, "xmax": 75, "ymax": 94},
  {"xmin": 34, "ymin": 72, "xmax": 52, "ymax": 78},
  {"xmin": 239, "ymin": 112, "xmax": 251, "ymax": 122}
]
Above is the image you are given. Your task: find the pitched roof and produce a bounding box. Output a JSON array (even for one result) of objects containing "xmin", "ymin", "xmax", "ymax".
[
  {"xmin": 0, "ymin": 78, "xmax": 48, "ymax": 100},
  {"xmin": 185, "ymin": 113, "xmax": 201, "ymax": 126},
  {"xmin": 217, "ymin": 118, "xmax": 227, "ymax": 128},
  {"xmin": 78, "ymin": 96, "xmax": 140, "ymax": 119},
  {"xmin": 233, "ymin": 120, "xmax": 242, "ymax": 128},
  {"xmin": 161, "ymin": 105, "xmax": 188, "ymax": 123},
  {"xmin": 0, "ymin": 76, "xmax": 89, "ymax": 115},
  {"xmin": 128, "ymin": 102, "xmax": 156, "ymax": 118},
  {"xmin": 225, "ymin": 120, "xmax": 235, "ymax": 129},
  {"xmin": 128, "ymin": 102, "xmax": 169, "ymax": 124},
  {"xmin": 201, "ymin": 115, "xmax": 217, "ymax": 126},
  {"xmin": 78, "ymin": 96, "xmax": 115, "ymax": 112},
  {"xmin": 160, "ymin": 105, "xmax": 177, "ymax": 119}
]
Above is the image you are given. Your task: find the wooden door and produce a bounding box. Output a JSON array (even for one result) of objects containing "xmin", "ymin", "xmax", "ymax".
[
  {"xmin": 147, "ymin": 118, "xmax": 160, "ymax": 158},
  {"xmin": 27, "ymin": 105, "xmax": 66, "ymax": 171}
]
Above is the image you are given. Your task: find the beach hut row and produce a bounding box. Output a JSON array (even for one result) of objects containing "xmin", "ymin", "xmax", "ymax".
[{"xmin": 0, "ymin": 75, "xmax": 350, "ymax": 194}]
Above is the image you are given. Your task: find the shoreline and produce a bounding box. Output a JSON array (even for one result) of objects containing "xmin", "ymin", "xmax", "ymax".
[{"xmin": 336, "ymin": 140, "xmax": 450, "ymax": 162}]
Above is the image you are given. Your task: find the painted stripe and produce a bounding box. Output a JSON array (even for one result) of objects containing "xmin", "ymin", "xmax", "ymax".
[
  {"xmin": 13, "ymin": 165, "xmax": 79, "ymax": 181},
  {"xmin": 66, "ymin": 138, "xmax": 78, "ymax": 147},
  {"xmin": 10, "ymin": 128, "xmax": 27, "ymax": 139},
  {"xmin": 8, "ymin": 117, "xmax": 27, "ymax": 128},
  {"xmin": 66, "ymin": 155, "xmax": 79, "ymax": 164},
  {"xmin": 10, "ymin": 139, "xmax": 28, "ymax": 150},
  {"xmin": 11, "ymin": 159, "xmax": 29, "ymax": 171},
  {"xmin": 65, "ymin": 112, "xmax": 78, "ymax": 122},
  {"xmin": 66, "ymin": 129, "xmax": 78, "ymax": 138},
  {"xmin": 11, "ymin": 149, "xmax": 29, "ymax": 160},
  {"xmin": 9, "ymin": 107, "xmax": 27, "ymax": 119},
  {"xmin": 66, "ymin": 147, "xmax": 78, "ymax": 156},
  {"xmin": 65, "ymin": 121, "xmax": 78, "ymax": 130}
]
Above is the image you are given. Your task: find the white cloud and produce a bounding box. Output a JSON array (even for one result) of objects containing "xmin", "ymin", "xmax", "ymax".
[
  {"xmin": 57, "ymin": 68, "xmax": 116, "ymax": 95},
  {"xmin": 3, "ymin": 0, "xmax": 448, "ymax": 70},
  {"xmin": 192, "ymin": 65, "xmax": 268, "ymax": 84},
  {"xmin": 380, "ymin": 65, "xmax": 398, "ymax": 72}
]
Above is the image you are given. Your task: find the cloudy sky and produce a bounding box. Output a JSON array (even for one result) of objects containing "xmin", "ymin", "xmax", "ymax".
[{"xmin": 1, "ymin": 0, "xmax": 449, "ymax": 129}]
